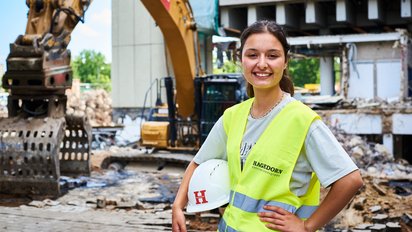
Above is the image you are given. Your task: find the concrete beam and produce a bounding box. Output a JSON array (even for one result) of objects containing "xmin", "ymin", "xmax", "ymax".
[
  {"xmin": 287, "ymin": 32, "xmax": 403, "ymax": 46},
  {"xmin": 336, "ymin": 0, "xmax": 355, "ymax": 24},
  {"xmin": 401, "ymin": 0, "xmax": 412, "ymax": 18},
  {"xmin": 393, "ymin": 114, "xmax": 412, "ymax": 135},
  {"xmin": 330, "ymin": 113, "xmax": 382, "ymax": 134}
]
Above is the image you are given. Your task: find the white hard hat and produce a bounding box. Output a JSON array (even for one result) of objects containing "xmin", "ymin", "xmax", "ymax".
[{"xmin": 186, "ymin": 159, "xmax": 230, "ymax": 213}]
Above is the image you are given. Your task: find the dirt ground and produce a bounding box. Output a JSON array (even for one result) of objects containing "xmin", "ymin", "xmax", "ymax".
[{"xmin": 0, "ymin": 149, "xmax": 411, "ymax": 231}]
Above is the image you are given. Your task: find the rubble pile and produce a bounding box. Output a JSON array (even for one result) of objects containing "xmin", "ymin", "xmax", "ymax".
[
  {"xmin": 330, "ymin": 176, "xmax": 411, "ymax": 231},
  {"xmin": 332, "ymin": 129, "xmax": 412, "ymax": 180},
  {"xmin": 66, "ymin": 89, "xmax": 115, "ymax": 127},
  {"xmin": 328, "ymin": 128, "xmax": 412, "ymax": 231}
]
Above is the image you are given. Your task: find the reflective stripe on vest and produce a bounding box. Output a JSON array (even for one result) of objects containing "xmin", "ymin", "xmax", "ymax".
[
  {"xmin": 218, "ymin": 198, "xmax": 317, "ymax": 232},
  {"xmin": 218, "ymin": 219, "xmax": 237, "ymax": 232},
  {"xmin": 230, "ymin": 190, "xmax": 318, "ymax": 218}
]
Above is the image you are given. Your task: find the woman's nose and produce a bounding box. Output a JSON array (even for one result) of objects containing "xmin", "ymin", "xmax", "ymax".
[{"xmin": 257, "ymin": 56, "xmax": 268, "ymax": 69}]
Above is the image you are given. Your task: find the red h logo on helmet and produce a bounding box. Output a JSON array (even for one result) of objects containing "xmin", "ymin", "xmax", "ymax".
[{"xmin": 193, "ymin": 190, "xmax": 208, "ymax": 204}]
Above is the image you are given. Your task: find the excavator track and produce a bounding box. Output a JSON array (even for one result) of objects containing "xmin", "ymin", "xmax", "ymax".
[
  {"xmin": 100, "ymin": 149, "xmax": 193, "ymax": 170},
  {"xmin": 0, "ymin": 115, "xmax": 91, "ymax": 196}
]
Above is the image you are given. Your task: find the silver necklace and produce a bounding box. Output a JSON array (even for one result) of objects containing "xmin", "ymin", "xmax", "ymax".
[{"xmin": 250, "ymin": 92, "xmax": 285, "ymax": 119}]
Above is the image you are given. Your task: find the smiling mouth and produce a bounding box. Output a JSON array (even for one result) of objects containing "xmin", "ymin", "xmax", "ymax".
[{"xmin": 253, "ymin": 72, "xmax": 272, "ymax": 77}]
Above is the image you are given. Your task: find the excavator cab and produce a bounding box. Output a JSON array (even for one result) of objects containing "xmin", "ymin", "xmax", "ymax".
[
  {"xmin": 197, "ymin": 74, "xmax": 245, "ymax": 144},
  {"xmin": 141, "ymin": 74, "xmax": 244, "ymax": 151}
]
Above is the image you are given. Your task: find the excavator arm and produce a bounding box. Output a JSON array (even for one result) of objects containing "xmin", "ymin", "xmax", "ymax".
[
  {"xmin": 140, "ymin": 0, "xmax": 199, "ymax": 118},
  {"xmin": 139, "ymin": 0, "xmax": 241, "ymax": 150},
  {"xmin": 4, "ymin": 0, "xmax": 91, "ymax": 93},
  {"xmin": 0, "ymin": 0, "xmax": 92, "ymax": 196}
]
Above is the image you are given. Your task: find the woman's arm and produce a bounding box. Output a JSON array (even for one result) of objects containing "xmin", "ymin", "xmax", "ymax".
[
  {"xmin": 304, "ymin": 170, "xmax": 363, "ymax": 231},
  {"xmin": 172, "ymin": 116, "xmax": 227, "ymax": 232},
  {"xmin": 259, "ymin": 170, "xmax": 363, "ymax": 232},
  {"xmin": 259, "ymin": 119, "xmax": 363, "ymax": 231},
  {"xmin": 172, "ymin": 161, "xmax": 199, "ymax": 232}
]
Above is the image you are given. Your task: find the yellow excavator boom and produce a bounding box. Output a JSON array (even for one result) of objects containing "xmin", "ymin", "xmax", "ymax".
[{"xmin": 140, "ymin": 0, "xmax": 197, "ymax": 118}]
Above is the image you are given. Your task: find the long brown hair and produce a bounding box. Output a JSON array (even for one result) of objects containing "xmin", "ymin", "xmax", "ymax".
[{"xmin": 239, "ymin": 20, "xmax": 294, "ymax": 97}]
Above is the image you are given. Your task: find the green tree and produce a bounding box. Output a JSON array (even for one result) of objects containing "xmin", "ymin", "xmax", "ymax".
[
  {"xmin": 288, "ymin": 58, "xmax": 320, "ymax": 87},
  {"xmin": 213, "ymin": 60, "xmax": 241, "ymax": 74},
  {"xmin": 72, "ymin": 50, "xmax": 111, "ymax": 91}
]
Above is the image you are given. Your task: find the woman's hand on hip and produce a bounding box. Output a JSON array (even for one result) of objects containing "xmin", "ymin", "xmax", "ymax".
[{"xmin": 258, "ymin": 205, "xmax": 309, "ymax": 232}]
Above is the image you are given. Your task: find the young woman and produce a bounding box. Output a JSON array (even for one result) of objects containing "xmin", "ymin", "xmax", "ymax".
[{"xmin": 172, "ymin": 20, "xmax": 363, "ymax": 232}]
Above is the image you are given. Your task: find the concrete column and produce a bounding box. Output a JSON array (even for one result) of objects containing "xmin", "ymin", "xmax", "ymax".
[
  {"xmin": 276, "ymin": 3, "xmax": 286, "ymax": 25},
  {"xmin": 368, "ymin": 0, "xmax": 382, "ymax": 20},
  {"xmin": 276, "ymin": 3, "xmax": 298, "ymax": 28},
  {"xmin": 306, "ymin": 0, "xmax": 323, "ymax": 25},
  {"xmin": 336, "ymin": 0, "xmax": 354, "ymax": 23},
  {"xmin": 320, "ymin": 57, "xmax": 335, "ymax": 96},
  {"xmin": 248, "ymin": 6, "xmax": 257, "ymax": 26},
  {"xmin": 401, "ymin": 0, "xmax": 412, "ymax": 18},
  {"xmin": 221, "ymin": 8, "xmax": 230, "ymax": 28},
  {"xmin": 383, "ymin": 134, "xmax": 394, "ymax": 156}
]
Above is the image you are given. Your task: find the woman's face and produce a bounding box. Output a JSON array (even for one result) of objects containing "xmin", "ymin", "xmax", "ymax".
[{"xmin": 241, "ymin": 32, "xmax": 286, "ymax": 93}]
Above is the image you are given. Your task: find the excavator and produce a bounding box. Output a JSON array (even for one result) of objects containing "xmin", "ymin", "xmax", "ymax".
[
  {"xmin": 0, "ymin": 0, "xmax": 241, "ymax": 196},
  {"xmin": 0, "ymin": 0, "xmax": 93, "ymax": 196},
  {"xmin": 140, "ymin": 0, "xmax": 242, "ymax": 150}
]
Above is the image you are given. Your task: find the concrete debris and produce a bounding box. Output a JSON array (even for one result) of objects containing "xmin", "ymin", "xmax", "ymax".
[
  {"xmin": 43, "ymin": 199, "xmax": 60, "ymax": 207},
  {"xmin": 324, "ymin": 128, "xmax": 412, "ymax": 231},
  {"xmin": 91, "ymin": 126, "xmax": 123, "ymax": 150},
  {"xmin": 349, "ymin": 136, "xmax": 365, "ymax": 147},
  {"xmin": 66, "ymin": 200, "xmax": 83, "ymax": 206},
  {"xmin": 368, "ymin": 223, "xmax": 386, "ymax": 231},
  {"xmin": 372, "ymin": 214, "xmax": 389, "ymax": 223},
  {"xmin": 114, "ymin": 115, "xmax": 142, "ymax": 146},
  {"xmin": 372, "ymin": 183, "xmax": 387, "ymax": 196},
  {"xmin": 96, "ymin": 196, "xmax": 106, "ymax": 208},
  {"xmin": 28, "ymin": 200, "xmax": 46, "ymax": 208},
  {"xmin": 355, "ymin": 223, "xmax": 374, "ymax": 229},
  {"xmin": 402, "ymin": 213, "xmax": 412, "ymax": 226},
  {"xmin": 332, "ymin": 129, "xmax": 412, "ymax": 180},
  {"xmin": 369, "ymin": 205, "xmax": 382, "ymax": 213},
  {"xmin": 353, "ymin": 197, "xmax": 366, "ymax": 210},
  {"xmin": 66, "ymin": 89, "xmax": 114, "ymax": 127},
  {"xmin": 386, "ymin": 222, "xmax": 401, "ymax": 231},
  {"xmin": 331, "ymin": 175, "xmax": 411, "ymax": 231}
]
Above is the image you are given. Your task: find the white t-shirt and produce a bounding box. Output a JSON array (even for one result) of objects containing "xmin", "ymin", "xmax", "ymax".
[{"xmin": 193, "ymin": 93, "xmax": 358, "ymax": 196}]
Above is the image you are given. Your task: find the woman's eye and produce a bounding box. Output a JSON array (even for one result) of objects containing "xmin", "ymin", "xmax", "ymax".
[
  {"xmin": 268, "ymin": 54, "xmax": 278, "ymax": 59},
  {"xmin": 246, "ymin": 53, "xmax": 257, "ymax": 58}
]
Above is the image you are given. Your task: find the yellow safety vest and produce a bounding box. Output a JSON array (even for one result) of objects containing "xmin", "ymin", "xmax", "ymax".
[{"xmin": 219, "ymin": 99, "xmax": 321, "ymax": 232}]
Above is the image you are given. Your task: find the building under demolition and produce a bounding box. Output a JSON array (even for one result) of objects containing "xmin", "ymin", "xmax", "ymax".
[
  {"xmin": 218, "ymin": 0, "xmax": 412, "ymax": 162},
  {"xmin": 112, "ymin": 0, "xmax": 412, "ymax": 161},
  {"xmin": 289, "ymin": 30, "xmax": 412, "ymax": 163}
]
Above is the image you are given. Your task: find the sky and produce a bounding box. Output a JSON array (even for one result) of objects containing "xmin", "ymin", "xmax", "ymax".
[{"xmin": 0, "ymin": 0, "xmax": 112, "ymax": 68}]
